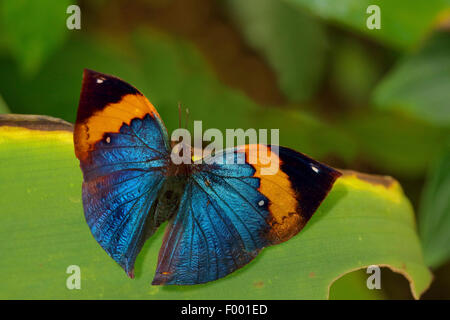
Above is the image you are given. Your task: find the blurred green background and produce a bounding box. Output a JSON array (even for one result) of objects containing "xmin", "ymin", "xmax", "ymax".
[{"xmin": 0, "ymin": 0, "xmax": 449, "ymax": 299}]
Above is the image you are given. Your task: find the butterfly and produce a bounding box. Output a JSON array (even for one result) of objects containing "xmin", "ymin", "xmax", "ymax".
[{"xmin": 74, "ymin": 69, "xmax": 341, "ymax": 285}]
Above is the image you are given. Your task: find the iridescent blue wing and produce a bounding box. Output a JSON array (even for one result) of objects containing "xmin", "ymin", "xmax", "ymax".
[
  {"xmin": 152, "ymin": 145, "xmax": 341, "ymax": 285},
  {"xmin": 74, "ymin": 69, "xmax": 170, "ymax": 277}
]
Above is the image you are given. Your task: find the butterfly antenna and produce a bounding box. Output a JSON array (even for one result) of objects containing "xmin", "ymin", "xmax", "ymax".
[
  {"xmin": 178, "ymin": 102, "xmax": 182, "ymax": 129},
  {"xmin": 185, "ymin": 108, "xmax": 190, "ymax": 130}
]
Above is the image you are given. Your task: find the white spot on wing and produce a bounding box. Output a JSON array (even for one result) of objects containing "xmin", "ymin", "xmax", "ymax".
[
  {"xmin": 106, "ymin": 137, "xmax": 111, "ymax": 143},
  {"xmin": 258, "ymin": 200, "xmax": 265, "ymax": 206},
  {"xmin": 311, "ymin": 165, "xmax": 319, "ymax": 173}
]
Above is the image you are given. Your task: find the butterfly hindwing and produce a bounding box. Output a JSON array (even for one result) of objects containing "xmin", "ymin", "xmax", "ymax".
[
  {"xmin": 74, "ymin": 69, "xmax": 170, "ymax": 277},
  {"xmin": 152, "ymin": 145, "xmax": 341, "ymax": 285}
]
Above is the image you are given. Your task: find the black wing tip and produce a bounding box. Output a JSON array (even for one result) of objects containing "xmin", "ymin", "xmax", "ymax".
[
  {"xmin": 76, "ymin": 69, "xmax": 141, "ymax": 123},
  {"xmin": 83, "ymin": 68, "xmax": 102, "ymax": 76},
  {"xmin": 82, "ymin": 69, "xmax": 127, "ymax": 83},
  {"xmin": 277, "ymin": 145, "xmax": 341, "ymax": 177},
  {"xmin": 277, "ymin": 146, "xmax": 342, "ymax": 222},
  {"xmin": 83, "ymin": 68, "xmax": 99, "ymax": 78}
]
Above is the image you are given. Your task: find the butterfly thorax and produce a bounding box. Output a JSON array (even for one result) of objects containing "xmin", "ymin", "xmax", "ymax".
[
  {"xmin": 165, "ymin": 161, "xmax": 193, "ymax": 177},
  {"xmin": 165, "ymin": 140, "xmax": 204, "ymax": 177}
]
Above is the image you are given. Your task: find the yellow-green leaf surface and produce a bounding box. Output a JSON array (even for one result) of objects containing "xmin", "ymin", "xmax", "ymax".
[{"xmin": 0, "ymin": 115, "xmax": 432, "ymax": 299}]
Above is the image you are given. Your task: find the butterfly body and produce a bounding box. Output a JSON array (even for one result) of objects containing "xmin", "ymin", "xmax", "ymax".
[
  {"xmin": 74, "ymin": 69, "xmax": 341, "ymax": 285},
  {"xmin": 154, "ymin": 175, "xmax": 187, "ymax": 220}
]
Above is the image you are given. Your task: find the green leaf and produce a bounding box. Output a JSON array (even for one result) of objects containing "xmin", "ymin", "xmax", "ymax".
[
  {"xmin": 0, "ymin": 115, "xmax": 431, "ymax": 299},
  {"xmin": 286, "ymin": 0, "xmax": 450, "ymax": 49},
  {"xmin": 373, "ymin": 31, "xmax": 450, "ymax": 127},
  {"xmin": 0, "ymin": 0, "xmax": 72, "ymax": 76},
  {"xmin": 419, "ymin": 142, "xmax": 450, "ymax": 268},
  {"xmin": 224, "ymin": 0, "xmax": 327, "ymax": 102}
]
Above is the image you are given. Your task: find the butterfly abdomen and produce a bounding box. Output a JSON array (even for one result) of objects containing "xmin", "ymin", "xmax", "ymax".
[{"xmin": 153, "ymin": 175, "xmax": 188, "ymax": 226}]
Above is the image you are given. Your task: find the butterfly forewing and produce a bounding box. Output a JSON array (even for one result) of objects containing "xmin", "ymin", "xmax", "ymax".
[{"xmin": 74, "ymin": 69, "xmax": 171, "ymax": 277}]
